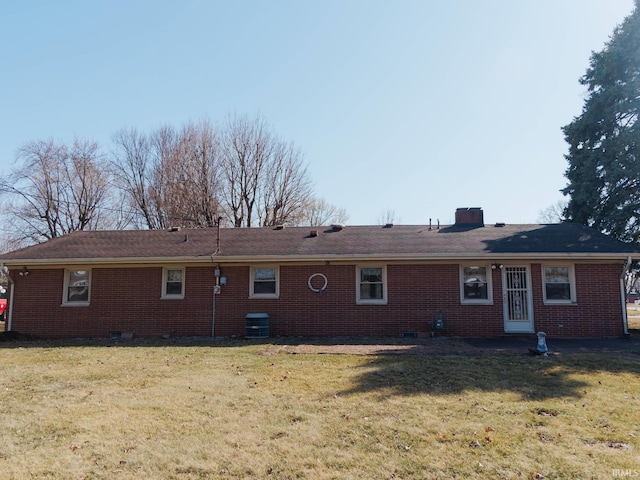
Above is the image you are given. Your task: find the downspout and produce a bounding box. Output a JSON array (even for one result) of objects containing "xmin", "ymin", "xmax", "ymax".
[
  {"xmin": 212, "ymin": 280, "xmax": 217, "ymax": 337},
  {"xmin": 1, "ymin": 264, "xmax": 14, "ymax": 332},
  {"xmin": 211, "ymin": 217, "xmax": 223, "ymax": 338},
  {"xmin": 620, "ymin": 256, "xmax": 632, "ymax": 336}
]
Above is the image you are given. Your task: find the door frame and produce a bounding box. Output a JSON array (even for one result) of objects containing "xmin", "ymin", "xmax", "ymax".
[{"xmin": 502, "ymin": 265, "xmax": 534, "ymax": 333}]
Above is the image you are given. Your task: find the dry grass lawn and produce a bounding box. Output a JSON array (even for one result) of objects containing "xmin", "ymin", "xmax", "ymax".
[
  {"xmin": 0, "ymin": 339, "xmax": 639, "ymax": 479},
  {"xmin": 627, "ymin": 303, "xmax": 640, "ymax": 330}
]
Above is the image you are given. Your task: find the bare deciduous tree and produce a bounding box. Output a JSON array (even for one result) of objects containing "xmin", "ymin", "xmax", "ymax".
[
  {"xmin": 112, "ymin": 120, "xmax": 222, "ymax": 229},
  {"xmin": 168, "ymin": 121, "xmax": 221, "ymax": 228},
  {"xmin": 220, "ymin": 115, "xmax": 272, "ymax": 227},
  {"xmin": 377, "ymin": 209, "xmax": 399, "ymax": 226},
  {"xmin": 62, "ymin": 139, "xmax": 112, "ymax": 232},
  {"xmin": 219, "ymin": 114, "xmax": 314, "ymax": 228},
  {"xmin": 111, "ymin": 127, "xmax": 161, "ymax": 229},
  {"xmin": 537, "ymin": 200, "xmax": 568, "ymax": 224},
  {"xmin": 114, "ymin": 115, "xmax": 316, "ymax": 230},
  {"xmin": 0, "ymin": 138, "xmax": 114, "ymax": 244},
  {"xmin": 299, "ymin": 198, "xmax": 349, "ymax": 226},
  {"xmin": 260, "ymin": 141, "xmax": 312, "ymax": 226},
  {"xmin": 5, "ymin": 115, "xmax": 314, "ymax": 242},
  {"xmin": 0, "ymin": 233, "xmax": 24, "ymax": 253}
]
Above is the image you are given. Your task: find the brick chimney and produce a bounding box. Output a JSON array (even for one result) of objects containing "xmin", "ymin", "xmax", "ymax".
[{"xmin": 455, "ymin": 207, "xmax": 484, "ymax": 226}]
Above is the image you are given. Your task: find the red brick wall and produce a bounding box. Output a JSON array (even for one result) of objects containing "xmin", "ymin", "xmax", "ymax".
[
  {"xmin": 8, "ymin": 262, "xmax": 626, "ymax": 338},
  {"xmin": 10, "ymin": 267, "xmax": 216, "ymax": 338},
  {"xmin": 531, "ymin": 263, "xmax": 625, "ymax": 337}
]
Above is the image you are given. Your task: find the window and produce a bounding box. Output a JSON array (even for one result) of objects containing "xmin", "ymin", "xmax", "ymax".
[
  {"xmin": 543, "ymin": 265, "xmax": 576, "ymax": 303},
  {"xmin": 162, "ymin": 267, "xmax": 184, "ymax": 299},
  {"xmin": 356, "ymin": 266, "xmax": 387, "ymax": 304},
  {"xmin": 250, "ymin": 267, "xmax": 279, "ymax": 298},
  {"xmin": 63, "ymin": 269, "xmax": 91, "ymax": 305},
  {"xmin": 460, "ymin": 265, "xmax": 492, "ymax": 304}
]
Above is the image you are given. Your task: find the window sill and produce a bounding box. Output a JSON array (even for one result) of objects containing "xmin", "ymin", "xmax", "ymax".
[
  {"xmin": 461, "ymin": 300, "xmax": 494, "ymax": 305},
  {"xmin": 356, "ymin": 300, "xmax": 388, "ymax": 305},
  {"xmin": 543, "ymin": 301, "xmax": 578, "ymax": 306},
  {"xmin": 249, "ymin": 294, "xmax": 279, "ymax": 299},
  {"xmin": 161, "ymin": 295, "xmax": 185, "ymax": 300},
  {"xmin": 61, "ymin": 302, "xmax": 90, "ymax": 307}
]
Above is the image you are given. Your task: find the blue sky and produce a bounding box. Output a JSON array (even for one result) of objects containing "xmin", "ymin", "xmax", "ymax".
[{"xmin": 0, "ymin": 0, "xmax": 635, "ymax": 226}]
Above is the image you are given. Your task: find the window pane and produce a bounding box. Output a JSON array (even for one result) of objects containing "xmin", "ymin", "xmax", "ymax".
[
  {"xmin": 67, "ymin": 270, "xmax": 89, "ymax": 302},
  {"xmin": 359, "ymin": 267, "xmax": 383, "ymax": 300},
  {"xmin": 254, "ymin": 281, "xmax": 276, "ymax": 294},
  {"xmin": 360, "ymin": 283, "xmax": 383, "ymax": 300},
  {"xmin": 165, "ymin": 269, "xmax": 183, "ymax": 295},
  {"xmin": 545, "ymin": 266, "xmax": 569, "ymax": 283},
  {"xmin": 68, "ymin": 286, "xmax": 89, "ymax": 302},
  {"xmin": 463, "ymin": 266, "xmax": 488, "ymax": 300},
  {"xmin": 253, "ymin": 268, "xmax": 276, "ymax": 295},
  {"xmin": 361, "ymin": 268, "xmax": 382, "ymax": 283},
  {"xmin": 167, "ymin": 269, "xmax": 183, "ymax": 282},
  {"xmin": 464, "ymin": 282, "xmax": 488, "ymax": 300},
  {"xmin": 463, "ymin": 266, "xmax": 487, "ymax": 283},
  {"xmin": 70, "ymin": 270, "xmax": 88, "ymax": 280},
  {"xmin": 545, "ymin": 266, "xmax": 571, "ymax": 300},
  {"xmin": 255, "ymin": 268, "xmax": 276, "ymax": 281},
  {"xmin": 546, "ymin": 283, "xmax": 571, "ymax": 300},
  {"xmin": 166, "ymin": 281, "xmax": 183, "ymax": 295}
]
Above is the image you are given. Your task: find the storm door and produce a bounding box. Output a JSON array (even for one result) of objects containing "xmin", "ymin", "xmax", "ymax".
[{"xmin": 502, "ymin": 266, "xmax": 534, "ymax": 333}]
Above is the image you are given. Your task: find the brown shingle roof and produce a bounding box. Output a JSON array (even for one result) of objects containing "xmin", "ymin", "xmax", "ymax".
[{"xmin": 0, "ymin": 223, "xmax": 638, "ymax": 265}]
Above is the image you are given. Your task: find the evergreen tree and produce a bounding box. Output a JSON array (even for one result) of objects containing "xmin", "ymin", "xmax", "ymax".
[{"xmin": 562, "ymin": 1, "xmax": 640, "ymax": 242}]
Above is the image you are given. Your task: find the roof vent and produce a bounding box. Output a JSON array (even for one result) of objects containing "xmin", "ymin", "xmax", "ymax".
[
  {"xmin": 384, "ymin": 223, "xmax": 393, "ymax": 228},
  {"xmin": 310, "ymin": 229, "xmax": 318, "ymax": 237},
  {"xmin": 494, "ymin": 222, "xmax": 505, "ymax": 227},
  {"xmin": 331, "ymin": 223, "xmax": 345, "ymax": 231},
  {"xmin": 275, "ymin": 224, "xmax": 285, "ymax": 230},
  {"xmin": 168, "ymin": 226, "xmax": 181, "ymax": 232}
]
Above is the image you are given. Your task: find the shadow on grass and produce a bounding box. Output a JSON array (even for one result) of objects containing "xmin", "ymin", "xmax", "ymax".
[
  {"xmin": 265, "ymin": 336, "xmax": 640, "ymax": 400},
  {"xmin": 338, "ymin": 354, "xmax": 602, "ymax": 400}
]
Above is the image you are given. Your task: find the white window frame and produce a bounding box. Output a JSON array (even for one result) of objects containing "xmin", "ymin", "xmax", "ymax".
[
  {"xmin": 162, "ymin": 267, "xmax": 185, "ymax": 299},
  {"xmin": 542, "ymin": 264, "xmax": 576, "ymax": 304},
  {"xmin": 250, "ymin": 266, "xmax": 279, "ymax": 299},
  {"xmin": 356, "ymin": 265, "xmax": 387, "ymax": 305},
  {"xmin": 62, "ymin": 268, "xmax": 91, "ymax": 306},
  {"xmin": 459, "ymin": 265, "xmax": 493, "ymax": 304}
]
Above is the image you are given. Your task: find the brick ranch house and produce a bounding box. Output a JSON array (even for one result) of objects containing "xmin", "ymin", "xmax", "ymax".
[{"xmin": 1, "ymin": 208, "xmax": 638, "ymax": 339}]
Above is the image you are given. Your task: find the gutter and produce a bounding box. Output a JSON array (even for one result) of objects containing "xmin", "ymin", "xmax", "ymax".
[
  {"xmin": 621, "ymin": 256, "xmax": 632, "ymax": 336},
  {"xmin": 2, "ymin": 252, "xmax": 639, "ymax": 267}
]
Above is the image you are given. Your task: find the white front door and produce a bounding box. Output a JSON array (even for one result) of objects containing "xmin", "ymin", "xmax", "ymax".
[{"xmin": 503, "ymin": 266, "xmax": 534, "ymax": 333}]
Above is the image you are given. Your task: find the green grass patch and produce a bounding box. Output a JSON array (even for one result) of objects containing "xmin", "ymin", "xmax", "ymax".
[{"xmin": 0, "ymin": 341, "xmax": 639, "ymax": 479}]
